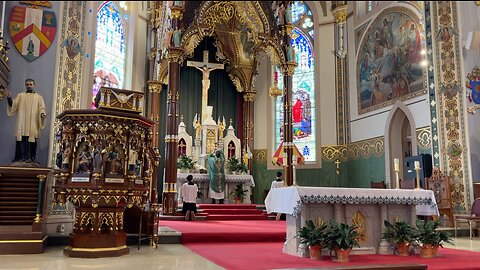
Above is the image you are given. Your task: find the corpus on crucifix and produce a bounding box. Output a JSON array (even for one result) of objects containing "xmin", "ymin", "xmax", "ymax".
[{"xmin": 187, "ymin": 51, "xmax": 224, "ymax": 124}]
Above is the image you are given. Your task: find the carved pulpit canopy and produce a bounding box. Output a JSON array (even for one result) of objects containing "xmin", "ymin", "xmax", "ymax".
[{"xmin": 94, "ymin": 86, "xmax": 144, "ymax": 114}]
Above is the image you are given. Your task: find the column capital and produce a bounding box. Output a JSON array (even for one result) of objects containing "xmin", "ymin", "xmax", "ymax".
[
  {"xmin": 243, "ymin": 91, "xmax": 256, "ymax": 102},
  {"xmin": 332, "ymin": 4, "xmax": 348, "ymax": 24},
  {"xmin": 147, "ymin": 80, "xmax": 163, "ymax": 93},
  {"xmin": 169, "ymin": 6, "xmax": 184, "ymax": 20},
  {"xmin": 166, "ymin": 47, "xmax": 185, "ymax": 63},
  {"xmin": 279, "ymin": 62, "xmax": 297, "ymax": 76}
]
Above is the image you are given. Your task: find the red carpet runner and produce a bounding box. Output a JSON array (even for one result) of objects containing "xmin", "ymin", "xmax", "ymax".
[
  {"xmin": 197, "ymin": 204, "xmax": 269, "ymax": 220},
  {"xmin": 160, "ymin": 209, "xmax": 480, "ymax": 269}
]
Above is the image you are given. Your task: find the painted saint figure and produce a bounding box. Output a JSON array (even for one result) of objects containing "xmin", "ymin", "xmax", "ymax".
[{"xmin": 5, "ymin": 78, "xmax": 47, "ymax": 164}]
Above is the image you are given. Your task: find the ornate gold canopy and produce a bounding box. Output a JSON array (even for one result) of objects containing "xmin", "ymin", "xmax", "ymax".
[{"xmin": 159, "ymin": 1, "xmax": 286, "ymax": 94}]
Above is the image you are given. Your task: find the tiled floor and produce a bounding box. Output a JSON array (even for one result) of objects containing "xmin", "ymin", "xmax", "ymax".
[{"xmin": 1, "ymin": 236, "xmax": 480, "ymax": 269}]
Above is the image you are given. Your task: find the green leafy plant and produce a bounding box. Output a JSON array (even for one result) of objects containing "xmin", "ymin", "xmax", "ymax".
[
  {"xmin": 177, "ymin": 155, "xmax": 195, "ymax": 170},
  {"xmin": 325, "ymin": 220, "xmax": 360, "ymax": 250},
  {"xmin": 237, "ymin": 163, "xmax": 248, "ymax": 173},
  {"xmin": 415, "ymin": 219, "xmax": 453, "ymax": 247},
  {"xmin": 229, "ymin": 183, "xmax": 248, "ymax": 201},
  {"xmin": 297, "ymin": 220, "xmax": 328, "ymax": 247},
  {"xmin": 227, "ymin": 157, "xmax": 240, "ymax": 172},
  {"xmin": 383, "ymin": 220, "xmax": 417, "ymax": 245}
]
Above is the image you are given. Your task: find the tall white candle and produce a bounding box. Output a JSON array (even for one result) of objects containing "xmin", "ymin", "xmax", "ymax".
[
  {"xmin": 414, "ymin": 161, "xmax": 420, "ymax": 170},
  {"xmin": 293, "ymin": 164, "xmax": 296, "ymax": 185},
  {"xmin": 1, "ymin": 1, "xmax": 5, "ymax": 35},
  {"xmin": 394, "ymin": 158, "xmax": 399, "ymax": 171}
]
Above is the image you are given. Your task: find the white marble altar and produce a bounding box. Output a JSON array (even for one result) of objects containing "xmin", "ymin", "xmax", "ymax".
[
  {"xmin": 177, "ymin": 173, "xmax": 255, "ymax": 204},
  {"xmin": 265, "ymin": 186, "xmax": 439, "ymax": 256}
]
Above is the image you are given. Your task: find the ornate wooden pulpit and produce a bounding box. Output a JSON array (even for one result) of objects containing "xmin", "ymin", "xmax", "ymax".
[{"xmin": 54, "ymin": 88, "xmax": 157, "ymax": 258}]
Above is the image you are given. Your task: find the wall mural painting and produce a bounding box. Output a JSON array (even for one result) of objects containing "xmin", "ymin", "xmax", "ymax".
[{"xmin": 357, "ymin": 8, "xmax": 426, "ymax": 114}]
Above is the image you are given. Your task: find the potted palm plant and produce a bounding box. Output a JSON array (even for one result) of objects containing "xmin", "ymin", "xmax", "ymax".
[
  {"xmin": 297, "ymin": 220, "xmax": 328, "ymax": 260},
  {"xmin": 229, "ymin": 184, "xmax": 248, "ymax": 204},
  {"xmin": 383, "ymin": 220, "xmax": 417, "ymax": 256},
  {"xmin": 324, "ymin": 220, "xmax": 360, "ymax": 262},
  {"xmin": 415, "ymin": 219, "xmax": 453, "ymax": 258}
]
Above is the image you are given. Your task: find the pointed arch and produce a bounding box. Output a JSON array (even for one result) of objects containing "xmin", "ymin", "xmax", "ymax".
[{"xmin": 384, "ymin": 101, "xmax": 418, "ymax": 187}]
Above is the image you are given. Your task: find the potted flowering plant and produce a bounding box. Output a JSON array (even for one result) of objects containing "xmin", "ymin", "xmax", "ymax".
[
  {"xmin": 177, "ymin": 155, "xmax": 195, "ymax": 173},
  {"xmin": 383, "ymin": 220, "xmax": 417, "ymax": 256},
  {"xmin": 324, "ymin": 220, "xmax": 360, "ymax": 262},
  {"xmin": 297, "ymin": 220, "xmax": 328, "ymax": 260}
]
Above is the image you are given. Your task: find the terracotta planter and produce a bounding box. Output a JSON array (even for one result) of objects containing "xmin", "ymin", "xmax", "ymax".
[
  {"xmin": 395, "ymin": 242, "xmax": 410, "ymax": 256},
  {"xmin": 308, "ymin": 245, "xmax": 322, "ymax": 260},
  {"xmin": 420, "ymin": 244, "xmax": 435, "ymax": 259},
  {"xmin": 433, "ymin": 245, "xmax": 440, "ymax": 257},
  {"xmin": 335, "ymin": 248, "xmax": 351, "ymax": 262},
  {"xmin": 234, "ymin": 198, "xmax": 242, "ymax": 204}
]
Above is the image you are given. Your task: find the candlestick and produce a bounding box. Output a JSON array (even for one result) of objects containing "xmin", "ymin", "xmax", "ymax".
[
  {"xmin": 414, "ymin": 161, "xmax": 420, "ymax": 170},
  {"xmin": 415, "ymin": 167, "xmax": 422, "ymax": 190},
  {"xmin": 394, "ymin": 158, "xmax": 399, "ymax": 172},
  {"xmin": 292, "ymin": 164, "xmax": 297, "ymax": 186},
  {"xmin": 395, "ymin": 171, "xmax": 400, "ymax": 189}
]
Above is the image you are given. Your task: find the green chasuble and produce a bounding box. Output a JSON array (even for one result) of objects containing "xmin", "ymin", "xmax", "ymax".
[{"xmin": 208, "ymin": 151, "xmax": 226, "ymax": 193}]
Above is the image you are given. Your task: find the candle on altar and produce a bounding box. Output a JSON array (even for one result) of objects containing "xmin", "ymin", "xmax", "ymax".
[
  {"xmin": 282, "ymin": 150, "xmax": 287, "ymax": 166},
  {"xmin": 394, "ymin": 158, "xmax": 399, "ymax": 171},
  {"xmin": 293, "ymin": 164, "xmax": 297, "ymax": 185},
  {"xmin": 414, "ymin": 161, "xmax": 420, "ymax": 170}
]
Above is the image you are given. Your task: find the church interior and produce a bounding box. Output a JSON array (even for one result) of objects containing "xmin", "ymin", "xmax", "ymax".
[{"xmin": 1, "ymin": 1, "xmax": 480, "ymax": 269}]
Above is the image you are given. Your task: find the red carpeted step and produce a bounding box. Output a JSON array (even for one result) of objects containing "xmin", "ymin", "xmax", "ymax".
[
  {"xmin": 200, "ymin": 209, "xmax": 264, "ymax": 215},
  {"xmin": 207, "ymin": 214, "xmax": 268, "ymax": 220},
  {"xmin": 197, "ymin": 204, "xmax": 257, "ymax": 209}
]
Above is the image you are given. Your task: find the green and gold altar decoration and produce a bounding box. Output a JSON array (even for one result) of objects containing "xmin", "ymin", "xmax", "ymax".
[{"xmin": 53, "ymin": 88, "xmax": 155, "ymax": 257}]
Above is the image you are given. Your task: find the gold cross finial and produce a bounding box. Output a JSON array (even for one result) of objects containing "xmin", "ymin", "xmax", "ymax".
[
  {"xmin": 229, "ymin": 119, "xmax": 233, "ymax": 126},
  {"xmin": 181, "ymin": 115, "xmax": 184, "ymax": 122}
]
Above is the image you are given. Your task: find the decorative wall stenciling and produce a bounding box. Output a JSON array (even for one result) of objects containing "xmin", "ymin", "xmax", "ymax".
[
  {"xmin": 9, "ymin": 2, "xmax": 57, "ymax": 62},
  {"xmin": 416, "ymin": 126, "xmax": 432, "ymax": 150},
  {"xmin": 357, "ymin": 7, "xmax": 426, "ymax": 114},
  {"xmin": 50, "ymin": 1, "xmax": 87, "ymax": 215},
  {"xmin": 322, "ymin": 138, "xmax": 384, "ymax": 162},
  {"xmin": 430, "ymin": 1, "xmax": 471, "ymax": 212}
]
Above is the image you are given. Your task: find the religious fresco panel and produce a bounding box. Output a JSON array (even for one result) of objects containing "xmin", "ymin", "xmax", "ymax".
[{"xmin": 357, "ymin": 7, "xmax": 427, "ymax": 114}]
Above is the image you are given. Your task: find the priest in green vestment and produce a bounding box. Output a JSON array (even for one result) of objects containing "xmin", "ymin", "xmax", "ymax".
[{"xmin": 208, "ymin": 150, "xmax": 226, "ymax": 204}]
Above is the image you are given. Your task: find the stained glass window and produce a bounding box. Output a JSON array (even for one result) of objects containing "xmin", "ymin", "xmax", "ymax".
[
  {"xmin": 275, "ymin": 1, "xmax": 316, "ymax": 162},
  {"xmin": 367, "ymin": 1, "xmax": 373, "ymax": 12},
  {"xmin": 92, "ymin": 1, "xmax": 127, "ymax": 108}
]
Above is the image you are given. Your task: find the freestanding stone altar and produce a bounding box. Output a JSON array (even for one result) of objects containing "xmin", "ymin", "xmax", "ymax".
[
  {"xmin": 265, "ymin": 186, "xmax": 439, "ymax": 256},
  {"xmin": 53, "ymin": 87, "xmax": 156, "ymax": 257}
]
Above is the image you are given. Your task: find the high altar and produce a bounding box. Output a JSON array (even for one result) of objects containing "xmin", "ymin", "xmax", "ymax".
[
  {"xmin": 53, "ymin": 87, "xmax": 157, "ymax": 257},
  {"xmin": 176, "ymin": 104, "xmax": 254, "ymax": 202},
  {"xmin": 265, "ymin": 186, "xmax": 439, "ymax": 256}
]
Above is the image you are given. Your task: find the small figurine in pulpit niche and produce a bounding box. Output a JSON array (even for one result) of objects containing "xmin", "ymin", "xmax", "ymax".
[
  {"xmin": 107, "ymin": 145, "xmax": 123, "ymax": 175},
  {"xmin": 92, "ymin": 145, "xmax": 104, "ymax": 172},
  {"xmin": 62, "ymin": 141, "xmax": 72, "ymax": 170},
  {"xmin": 55, "ymin": 145, "xmax": 63, "ymax": 170},
  {"xmin": 128, "ymin": 148, "xmax": 138, "ymax": 173},
  {"xmin": 76, "ymin": 145, "xmax": 93, "ymax": 174}
]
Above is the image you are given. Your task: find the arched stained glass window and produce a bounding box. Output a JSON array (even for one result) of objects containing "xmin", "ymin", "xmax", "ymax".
[
  {"xmin": 275, "ymin": 1, "xmax": 316, "ymax": 162},
  {"xmin": 92, "ymin": 1, "xmax": 127, "ymax": 108}
]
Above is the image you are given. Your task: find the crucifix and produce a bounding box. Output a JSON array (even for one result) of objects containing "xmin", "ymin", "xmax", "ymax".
[
  {"xmin": 187, "ymin": 51, "xmax": 224, "ymax": 124},
  {"xmin": 335, "ymin": 159, "xmax": 341, "ymax": 175}
]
